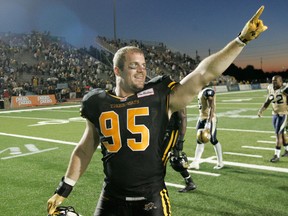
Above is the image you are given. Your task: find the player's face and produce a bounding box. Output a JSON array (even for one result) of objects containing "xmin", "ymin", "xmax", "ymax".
[
  {"xmin": 121, "ymin": 52, "xmax": 147, "ymax": 93},
  {"xmin": 272, "ymin": 77, "xmax": 282, "ymax": 90}
]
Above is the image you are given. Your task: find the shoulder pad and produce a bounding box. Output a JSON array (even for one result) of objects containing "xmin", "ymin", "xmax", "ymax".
[
  {"xmin": 145, "ymin": 75, "xmax": 177, "ymax": 91},
  {"xmin": 282, "ymin": 84, "xmax": 288, "ymax": 95},
  {"xmin": 147, "ymin": 75, "xmax": 170, "ymax": 84},
  {"xmin": 82, "ymin": 88, "xmax": 105, "ymax": 102},
  {"xmin": 81, "ymin": 88, "xmax": 105, "ymax": 119}
]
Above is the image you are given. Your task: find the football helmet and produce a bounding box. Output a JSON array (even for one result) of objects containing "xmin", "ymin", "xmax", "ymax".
[
  {"xmin": 169, "ymin": 151, "xmax": 189, "ymax": 172},
  {"xmin": 197, "ymin": 128, "xmax": 211, "ymax": 143},
  {"xmin": 48, "ymin": 206, "xmax": 80, "ymax": 216}
]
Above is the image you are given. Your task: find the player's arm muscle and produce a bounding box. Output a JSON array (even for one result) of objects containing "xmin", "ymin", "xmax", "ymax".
[
  {"xmin": 65, "ymin": 119, "xmax": 99, "ymax": 181},
  {"xmin": 169, "ymin": 40, "xmax": 244, "ymax": 112}
]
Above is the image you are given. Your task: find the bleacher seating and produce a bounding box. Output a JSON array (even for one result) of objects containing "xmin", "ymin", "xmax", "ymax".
[{"xmin": 0, "ymin": 31, "xmax": 236, "ymax": 103}]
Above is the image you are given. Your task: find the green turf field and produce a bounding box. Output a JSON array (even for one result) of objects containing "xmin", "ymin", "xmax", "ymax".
[{"xmin": 1, "ymin": 89, "xmax": 288, "ymax": 215}]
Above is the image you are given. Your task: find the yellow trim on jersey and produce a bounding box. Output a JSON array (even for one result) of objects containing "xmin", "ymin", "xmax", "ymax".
[
  {"xmin": 106, "ymin": 90, "xmax": 124, "ymax": 100},
  {"xmin": 160, "ymin": 189, "xmax": 171, "ymax": 216},
  {"xmin": 168, "ymin": 81, "xmax": 177, "ymax": 89},
  {"xmin": 162, "ymin": 130, "xmax": 179, "ymax": 165}
]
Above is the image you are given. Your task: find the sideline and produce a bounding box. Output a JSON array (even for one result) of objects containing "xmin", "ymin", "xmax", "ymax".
[
  {"xmin": 187, "ymin": 126, "xmax": 274, "ymax": 134},
  {"xmin": 1, "ymin": 147, "xmax": 58, "ymax": 160},
  {"xmin": 0, "ymin": 132, "xmax": 77, "ymax": 145},
  {"xmin": 0, "ymin": 105, "xmax": 80, "ymax": 114}
]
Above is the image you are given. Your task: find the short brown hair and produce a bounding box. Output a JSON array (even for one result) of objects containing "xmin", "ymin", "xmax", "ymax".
[{"xmin": 113, "ymin": 46, "xmax": 144, "ymax": 70}]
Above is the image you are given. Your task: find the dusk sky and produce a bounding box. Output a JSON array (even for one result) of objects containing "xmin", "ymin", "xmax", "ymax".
[{"xmin": 0, "ymin": 0, "xmax": 287, "ymax": 72}]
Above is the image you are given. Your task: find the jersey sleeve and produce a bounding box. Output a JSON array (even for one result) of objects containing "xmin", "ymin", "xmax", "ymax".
[
  {"xmin": 80, "ymin": 88, "xmax": 105, "ymax": 121},
  {"xmin": 147, "ymin": 75, "xmax": 177, "ymax": 90},
  {"xmin": 283, "ymin": 85, "xmax": 288, "ymax": 95}
]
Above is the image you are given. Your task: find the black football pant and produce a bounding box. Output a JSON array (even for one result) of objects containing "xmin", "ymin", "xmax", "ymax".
[{"xmin": 94, "ymin": 188, "xmax": 171, "ymax": 216}]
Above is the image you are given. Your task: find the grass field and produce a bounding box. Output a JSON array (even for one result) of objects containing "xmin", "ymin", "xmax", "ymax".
[{"xmin": 1, "ymin": 89, "xmax": 288, "ymax": 216}]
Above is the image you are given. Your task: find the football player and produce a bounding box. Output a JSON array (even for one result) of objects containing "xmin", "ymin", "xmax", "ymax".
[
  {"xmin": 189, "ymin": 87, "xmax": 224, "ymax": 170},
  {"xmin": 165, "ymin": 108, "xmax": 197, "ymax": 193},
  {"xmin": 47, "ymin": 6, "xmax": 267, "ymax": 216},
  {"xmin": 258, "ymin": 75, "xmax": 288, "ymax": 162}
]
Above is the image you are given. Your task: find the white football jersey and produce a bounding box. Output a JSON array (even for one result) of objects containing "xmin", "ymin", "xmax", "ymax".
[{"xmin": 267, "ymin": 83, "xmax": 288, "ymax": 115}]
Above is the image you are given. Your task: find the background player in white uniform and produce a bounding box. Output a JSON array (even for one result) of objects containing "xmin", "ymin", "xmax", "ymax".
[
  {"xmin": 189, "ymin": 87, "xmax": 224, "ymax": 170},
  {"xmin": 258, "ymin": 75, "xmax": 288, "ymax": 162}
]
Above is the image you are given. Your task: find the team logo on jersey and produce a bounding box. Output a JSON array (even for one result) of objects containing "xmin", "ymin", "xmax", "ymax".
[
  {"xmin": 144, "ymin": 202, "xmax": 157, "ymax": 211},
  {"xmin": 137, "ymin": 88, "xmax": 154, "ymax": 98}
]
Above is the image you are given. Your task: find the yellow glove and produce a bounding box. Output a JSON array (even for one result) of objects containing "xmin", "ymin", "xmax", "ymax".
[
  {"xmin": 47, "ymin": 194, "xmax": 66, "ymax": 215},
  {"xmin": 238, "ymin": 5, "xmax": 268, "ymax": 44}
]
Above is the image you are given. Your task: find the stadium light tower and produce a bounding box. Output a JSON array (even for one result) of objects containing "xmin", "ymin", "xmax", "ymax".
[{"xmin": 113, "ymin": 0, "xmax": 117, "ymax": 41}]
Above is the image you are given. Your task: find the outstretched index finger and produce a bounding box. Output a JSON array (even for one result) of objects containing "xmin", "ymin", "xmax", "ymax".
[{"xmin": 250, "ymin": 5, "xmax": 264, "ymax": 22}]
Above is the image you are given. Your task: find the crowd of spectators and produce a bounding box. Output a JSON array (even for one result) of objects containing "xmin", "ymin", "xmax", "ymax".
[
  {"xmin": 96, "ymin": 36, "xmax": 197, "ymax": 81},
  {"xmin": 0, "ymin": 31, "xmax": 236, "ymax": 105},
  {"xmin": 0, "ymin": 31, "xmax": 114, "ymax": 102}
]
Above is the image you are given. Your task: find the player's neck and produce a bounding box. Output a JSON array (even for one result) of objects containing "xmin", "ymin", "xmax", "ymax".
[{"xmin": 114, "ymin": 86, "xmax": 134, "ymax": 98}]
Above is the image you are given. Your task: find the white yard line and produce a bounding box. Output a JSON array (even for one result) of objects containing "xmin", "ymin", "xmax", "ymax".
[
  {"xmin": 187, "ymin": 126, "xmax": 274, "ymax": 134},
  {"xmin": 257, "ymin": 140, "xmax": 274, "ymax": 144},
  {"xmin": 204, "ymin": 158, "xmax": 288, "ymax": 173},
  {"xmin": 1, "ymin": 132, "xmax": 285, "ymax": 173},
  {"xmin": 165, "ymin": 182, "xmax": 186, "ymax": 189},
  {"xmin": 188, "ymin": 170, "xmax": 221, "ymax": 177},
  {"xmin": 0, "ymin": 132, "xmax": 77, "ymax": 145},
  {"xmin": 0, "ymin": 105, "xmax": 80, "ymax": 114},
  {"xmin": 224, "ymin": 152, "xmax": 263, "ymax": 158},
  {"xmin": 242, "ymin": 146, "xmax": 274, "ymax": 151},
  {"xmin": 1, "ymin": 147, "xmax": 59, "ymax": 160}
]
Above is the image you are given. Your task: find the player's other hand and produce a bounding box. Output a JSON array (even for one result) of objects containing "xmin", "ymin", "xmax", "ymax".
[
  {"xmin": 204, "ymin": 122, "xmax": 211, "ymax": 130},
  {"xmin": 47, "ymin": 194, "xmax": 65, "ymax": 215},
  {"xmin": 239, "ymin": 5, "xmax": 268, "ymax": 44}
]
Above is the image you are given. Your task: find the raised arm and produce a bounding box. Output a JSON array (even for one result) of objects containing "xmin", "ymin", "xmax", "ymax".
[{"xmin": 170, "ymin": 6, "xmax": 267, "ymax": 113}]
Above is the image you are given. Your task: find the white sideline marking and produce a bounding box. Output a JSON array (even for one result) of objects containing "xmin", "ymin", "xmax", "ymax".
[
  {"xmin": 1, "ymin": 147, "xmax": 58, "ymax": 160},
  {"xmin": 221, "ymin": 98, "xmax": 252, "ymax": 102},
  {"xmin": 165, "ymin": 182, "xmax": 186, "ymax": 189},
  {"xmin": 0, "ymin": 132, "xmax": 77, "ymax": 145},
  {"xmin": 242, "ymin": 146, "xmax": 274, "ymax": 151},
  {"xmin": 188, "ymin": 155, "xmax": 288, "ymax": 174},
  {"xmin": 204, "ymin": 159, "xmax": 288, "ymax": 173},
  {"xmin": 224, "ymin": 152, "xmax": 262, "ymax": 158},
  {"xmin": 1, "ymin": 133, "xmax": 286, "ymax": 175},
  {"xmin": 186, "ymin": 156, "xmax": 221, "ymax": 176},
  {"xmin": 187, "ymin": 126, "xmax": 274, "ymax": 134},
  {"xmin": 25, "ymin": 144, "xmax": 39, "ymax": 152},
  {"xmin": 188, "ymin": 170, "xmax": 220, "ymax": 177},
  {"xmin": 0, "ymin": 147, "xmax": 21, "ymax": 154},
  {"xmin": 257, "ymin": 140, "xmax": 274, "ymax": 144},
  {"xmin": 0, "ymin": 115, "xmax": 61, "ymax": 121},
  {"xmin": 0, "ymin": 105, "xmax": 80, "ymax": 114}
]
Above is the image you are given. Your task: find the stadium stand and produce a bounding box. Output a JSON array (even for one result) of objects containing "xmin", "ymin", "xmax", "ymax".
[{"xmin": 1, "ymin": 30, "xmax": 269, "ymax": 108}]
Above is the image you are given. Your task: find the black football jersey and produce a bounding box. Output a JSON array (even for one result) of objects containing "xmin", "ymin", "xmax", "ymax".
[{"xmin": 81, "ymin": 75, "xmax": 177, "ymax": 198}]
